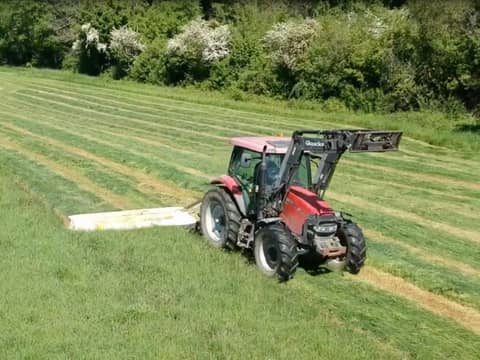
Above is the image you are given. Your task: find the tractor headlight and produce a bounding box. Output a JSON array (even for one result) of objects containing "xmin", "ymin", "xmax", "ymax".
[{"xmin": 314, "ymin": 223, "xmax": 338, "ymax": 234}]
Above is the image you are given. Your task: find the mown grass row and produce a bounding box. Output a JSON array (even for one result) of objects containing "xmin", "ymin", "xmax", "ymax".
[
  {"xmin": 3, "ymin": 66, "xmax": 479, "ymax": 154},
  {"xmin": 0, "ymin": 89, "xmax": 477, "ymax": 305},
  {"xmin": 20, "ymin": 81, "xmax": 480, "ymax": 173},
  {"xmin": 2, "ymin": 88, "xmax": 476, "ymax": 231},
  {"xmin": 1, "ymin": 68, "xmax": 479, "ymax": 352},
  {"xmin": 1, "ymin": 84, "xmax": 478, "ymax": 253},
  {"xmin": 1, "ymin": 172, "xmax": 479, "ymax": 359},
  {"xmin": 25, "ymin": 80, "xmax": 480, "ymax": 170},
  {"xmin": 18, "ymin": 80, "xmax": 476, "ymax": 187}
]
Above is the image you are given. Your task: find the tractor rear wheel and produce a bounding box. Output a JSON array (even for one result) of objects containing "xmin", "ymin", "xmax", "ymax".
[
  {"xmin": 338, "ymin": 221, "xmax": 366, "ymax": 274},
  {"xmin": 254, "ymin": 224, "xmax": 298, "ymax": 282},
  {"xmin": 200, "ymin": 187, "xmax": 241, "ymax": 249}
]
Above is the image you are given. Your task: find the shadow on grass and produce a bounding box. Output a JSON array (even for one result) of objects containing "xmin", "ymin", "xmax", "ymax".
[
  {"xmin": 455, "ymin": 123, "xmax": 480, "ymax": 134},
  {"xmin": 239, "ymin": 248, "xmax": 333, "ymax": 277}
]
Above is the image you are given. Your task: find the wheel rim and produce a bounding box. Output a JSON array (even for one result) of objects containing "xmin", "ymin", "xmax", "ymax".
[
  {"xmin": 258, "ymin": 235, "xmax": 280, "ymax": 272},
  {"xmin": 204, "ymin": 200, "xmax": 226, "ymax": 243}
]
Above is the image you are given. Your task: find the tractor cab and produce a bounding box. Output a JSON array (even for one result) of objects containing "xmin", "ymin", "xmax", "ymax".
[{"xmin": 228, "ymin": 137, "xmax": 313, "ymax": 215}]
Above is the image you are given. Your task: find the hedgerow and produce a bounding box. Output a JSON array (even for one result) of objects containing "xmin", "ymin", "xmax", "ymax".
[{"xmin": 0, "ymin": 0, "xmax": 479, "ymax": 114}]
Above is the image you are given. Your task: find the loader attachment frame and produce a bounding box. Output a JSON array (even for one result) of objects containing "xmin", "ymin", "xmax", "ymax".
[{"xmin": 275, "ymin": 129, "xmax": 402, "ymax": 199}]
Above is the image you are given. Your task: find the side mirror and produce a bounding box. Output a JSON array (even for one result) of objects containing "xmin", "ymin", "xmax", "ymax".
[{"xmin": 240, "ymin": 153, "xmax": 252, "ymax": 168}]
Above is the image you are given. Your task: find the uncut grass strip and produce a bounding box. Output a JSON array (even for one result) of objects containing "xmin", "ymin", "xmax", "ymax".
[
  {"xmin": 297, "ymin": 273, "xmax": 480, "ymax": 358},
  {"xmin": 15, "ymin": 78, "xmax": 476, "ymax": 161},
  {"xmin": 339, "ymin": 162, "xmax": 480, "ymax": 199},
  {"xmin": 342, "ymin": 158, "xmax": 480, "ymax": 193},
  {"xmin": 3, "ymin": 98, "xmax": 476, "ymax": 228},
  {"xmin": 0, "ymin": 126, "xmax": 160, "ymax": 209},
  {"xmin": 25, "ymin": 79, "xmax": 343, "ymax": 131},
  {"xmin": 0, "ymin": 103, "xmax": 226, "ymax": 178},
  {"xmin": 6, "ymin": 71, "xmax": 479, "ymax": 155},
  {"xmin": 327, "ymin": 191, "xmax": 480, "ymax": 244},
  {"xmin": 366, "ymin": 240, "xmax": 480, "ymax": 310},
  {"xmin": 21, "ymin": 89, "xmax": 258, "ymax": 138},
  {"xmin": 27, "ymin": 86, "xmax": 478, "ymax": 182},
  {"xmin": 27, "ymin": 83, "xmax": 301, "ymax": 135},
  {"xmin": 353, "ymin": 152, "xmax": 480, "ymax": 184},
  {"xmin": 0, "ymin": 137, "xmax": 133, "ymax": 210},
  {"xmin": 29, "ymin": 82, "xmax": 480, "ymax": 175},
  {"xmin": 35, "ymin": 77, "xmax": 480, "ymax": 156},
  {"xmin": 10, "ymin": 95, "xmax": 476, "ymax": 190},
  {"xmin": 11, "ymin": 93, "xmax": 231, "ymax": 155},
  {"xmin": 369, "ymin": 150, "xmax": 480, "ymax": 176},
  {"xmin": 365, "ymin": 229, "xmax": 480, "ymax": 279},
  {"xmin": 18, "ymin": 85, "xmax": 480, "ymax": 180},
  {"xmin": 34, "ymin": 83, "xmax": 480, "ymax": 173},
  {"xmin": 353, "ymin": 266, "xmax": 480, "ymax": 336},
  {"xmin": 5, "ymin": 95, "xmax": 228, "ymax": 152},
  {"xmin": 329, "ymin": 198, "xmax": 480, "ymax": 269},
  {"xmin": 0, "ymin": 117, "xmax": 204, "ymax": 202},
  {"xmin": 0, "ymin": 99, "xmax": 225, "ymax": 159},
  {"xmin": 400, "ymin": 148, "xmax": 480, "ymax": 171},
  {"xmin": 27, "ymin": 82, "xmax": 351, "ymax": 136},
  {"xmin": 0, "ymin": 123, "xmax": 191, "ymax": 207},
  {"xmin": 330, "ymin": 175, "xmax": 480, "ymax": 231},
  {"xmin": 336, "ymin": 165, "xmax": 480, "ymax": 206},
  {"xmin": 338, "ymin": 171, "xmax": 477, "ymax": 202},
  {"xmin": 15, "ymin": 118, "xmax": 211, "ymax": 193},
  {"xmin": 0, "ymin": 149, "xmax": 106, "ymax": 215},
  {"xmin": 13, "ymin": 91, "xmax": 230, "ymax": 142}
]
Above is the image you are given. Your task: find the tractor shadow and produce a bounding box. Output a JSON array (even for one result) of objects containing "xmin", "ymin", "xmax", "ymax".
[
  {"xmin": 299, "ymin": 254, "xmax": 334, "ymax": 277},
  {"xmin": 240, "ymin": 249, "xmax": 334, "ymax": 277}
]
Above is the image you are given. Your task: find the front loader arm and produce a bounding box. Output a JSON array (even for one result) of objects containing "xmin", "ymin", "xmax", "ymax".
[{"xmin": 276, "ymin": 129, "xmax": 402, "ymax": 198}]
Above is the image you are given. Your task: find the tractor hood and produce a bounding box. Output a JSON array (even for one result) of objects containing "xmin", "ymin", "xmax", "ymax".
[{"xmin": 280, "ymin": 186, "xmax": 334, "ymax": 235}]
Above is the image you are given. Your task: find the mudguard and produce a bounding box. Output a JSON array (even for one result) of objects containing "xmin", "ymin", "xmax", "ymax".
[{"xmin": 211, "ymin": 175, "xmax": 247, "ymax": 216}]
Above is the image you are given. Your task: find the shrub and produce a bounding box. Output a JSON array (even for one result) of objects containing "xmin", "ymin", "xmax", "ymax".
[
  {"xmin": 129, "ymin": 38, "xmax": 167, "ymax": 85},
  {"xmin": 0, "ymin": 1, "xmax": 64, "ymax": 67},
  {"xmin": 263, "ymin": 19, "xmax": 318, "ymax": 71},
  {"xmin": 71, "ymin": 23, "xmax": 108, "ymax": 76},
  {"xmin": 109, "ymin": 26, "xmax": 145, "ymax": 79},
  {"xmin": 164, "ymin": 18, "xmax": 231, "ymax": 84}
]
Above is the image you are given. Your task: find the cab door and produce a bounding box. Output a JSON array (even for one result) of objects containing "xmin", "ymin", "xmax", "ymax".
[{"xmin": 228, "ymin": 147, "xmax": 262, "ymax": 215}]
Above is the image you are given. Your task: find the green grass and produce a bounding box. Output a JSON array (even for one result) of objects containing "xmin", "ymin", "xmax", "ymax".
[{"xmin": 0, "ymin": 67, "xmax": 479, "ymax": 358}]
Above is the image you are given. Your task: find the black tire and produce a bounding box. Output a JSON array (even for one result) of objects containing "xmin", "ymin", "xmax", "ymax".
[
  {"xmin": 200, "ymin": 187, "xmax": 241, "ymax": 249},
  {"xmin": 254, "ymin": 224, "xmax": 298, "ymax": 281},
  {"xmin": 338, "ymin": 221, "xmax": 366, "ymax": 274}
]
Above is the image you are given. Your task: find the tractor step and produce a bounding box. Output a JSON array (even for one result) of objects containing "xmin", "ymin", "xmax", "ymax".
[{"xmin": 68, "ymin": 206, "xmax": 198, "ymax": 231}]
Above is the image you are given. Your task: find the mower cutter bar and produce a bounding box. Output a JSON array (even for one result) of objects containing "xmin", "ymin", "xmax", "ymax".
[{"xmin": 68, "ymin": 206, "xmax": 199, "ymax": 231}]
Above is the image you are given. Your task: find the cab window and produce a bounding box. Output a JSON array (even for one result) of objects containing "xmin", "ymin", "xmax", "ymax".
[
  {"xmin": 229, "ymin": 148, "xmax": 261, "ymax": 192},
  {"xmin": 292, "ymin": 154, "xmax": 313, "ymax": 188}
]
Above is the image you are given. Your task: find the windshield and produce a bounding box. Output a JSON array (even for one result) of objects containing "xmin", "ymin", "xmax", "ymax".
[{"xmin": 290, "ymin": 154, "xmax": 314, "ymax": 189}]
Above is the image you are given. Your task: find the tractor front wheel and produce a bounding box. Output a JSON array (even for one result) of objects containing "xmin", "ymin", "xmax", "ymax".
[
  {"xmin": 254, "ymin": 224, "xmax": 298, "ymax": 282},
  {"xmin": 200, "ymin": 187, "xmax": 241, "ymax": 249},
  {"xmin": 338, "ymin": 222, "xmax": 366, "ymax": 274}
]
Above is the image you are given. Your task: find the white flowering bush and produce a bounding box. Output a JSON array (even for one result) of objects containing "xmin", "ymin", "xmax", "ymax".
[
  {"xmin": 109, "ymin": 26, "xmax": 146, "ymax": 78},
  {"xmin": 263, "ymin": 19, "xmax": 318, "ymax": 71},
  {"xmin": 164, "ymin": 19, "xmax": 231, "ymax": 83},
  {"xmin": 71, "ymin": 23, "xmax": 108, "ymax": 75},
  {"xmin": 167, "ymin": 19, "xmax": 231, "ymax": 63}
]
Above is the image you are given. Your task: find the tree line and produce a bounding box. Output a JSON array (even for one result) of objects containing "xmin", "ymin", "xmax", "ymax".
[{"xmin": 0, "ymin": 0, "xmax": 479, "ymax": 114}]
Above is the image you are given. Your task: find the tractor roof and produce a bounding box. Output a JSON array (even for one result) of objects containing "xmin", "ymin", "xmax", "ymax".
[{"xmin": 230, "ymin": 136, "xmax": 291, "ymax": 154}]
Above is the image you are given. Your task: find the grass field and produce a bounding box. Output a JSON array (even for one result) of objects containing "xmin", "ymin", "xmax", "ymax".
[{"xmin": 0, "ymin": 67, "xmax": 479, "ymax": 359}]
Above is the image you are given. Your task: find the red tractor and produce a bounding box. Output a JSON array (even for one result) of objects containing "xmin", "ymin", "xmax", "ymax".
[{"xmin": 200, "ymin": 129, "xmax": 402, "ymax": 281}]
